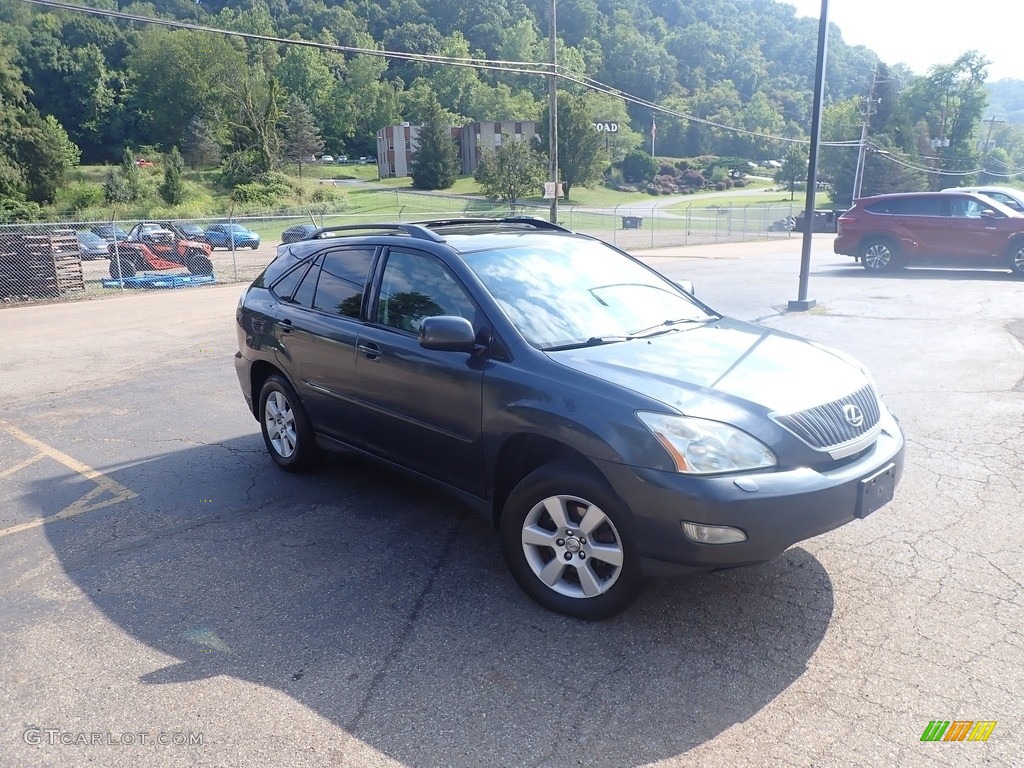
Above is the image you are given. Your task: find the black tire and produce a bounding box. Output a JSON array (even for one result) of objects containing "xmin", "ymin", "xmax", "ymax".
[
  {"xmin": 185, "ymin": 250, "xmax": 213, "ymax": 275},
  {"xmin": 1008, "ymin": 239, "xmax": 1024, "ymax": 277},
  {"xmin": 499, "ymin": 463, "xmax": 643, "ymax": 620},
  {"xmin": 109, "ymin": 254, "xmax": 136, "ymax": 279},
  {"xmin": 860, "ymin": 238, "xmax": 899, "ymax": 271},
  {"xmin": 258, "ymin": 374, "xmax": 318, "ymax": 472},
  {"xmin": 251, "ymin": 243, "xmax": 259, "ymax": 250}
]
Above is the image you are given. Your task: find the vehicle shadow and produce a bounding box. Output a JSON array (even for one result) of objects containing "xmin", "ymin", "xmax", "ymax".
[{"xmin": 39, "ymin": 437, "xmax": 835, "ymax": 767}]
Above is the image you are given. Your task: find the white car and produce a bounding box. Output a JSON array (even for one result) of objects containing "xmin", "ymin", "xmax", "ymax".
[
  {"xmin": 941, "ymin": 185, "xmax": 1024, "ymax": 213},
  {"xmin": 320, "ymin": 155, "xmax": 334, "ymax": 164}
]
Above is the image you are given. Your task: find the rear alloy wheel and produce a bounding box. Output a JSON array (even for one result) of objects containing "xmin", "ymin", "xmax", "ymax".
[
  {"xmin": 258, "ymin": 374, "xmax": 318, "ymax": 472},
  {"xmin": 861, "ymin": 239, "xmax": 898, "ymax": 271},
  {"xmin": 1008, "ymin": 240, "xmax": 1024, "ymax": 276},
  {"xmin": 500, "ymin": 463, "xmax": 642, "ymax": 620}
]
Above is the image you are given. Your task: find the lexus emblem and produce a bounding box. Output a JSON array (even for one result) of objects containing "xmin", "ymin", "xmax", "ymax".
[{"xmin": 843, "ymin": 404, "xmax": 864, "ymax": 428}]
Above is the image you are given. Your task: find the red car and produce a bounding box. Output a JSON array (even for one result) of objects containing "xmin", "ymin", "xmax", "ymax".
[
  {"xmin": 108, "ymin": 222, "xmax": 213, "ymax": 279},
  {"xmin": 834, "ymin": 191, "xmax": 1024, "ymax": 275}
]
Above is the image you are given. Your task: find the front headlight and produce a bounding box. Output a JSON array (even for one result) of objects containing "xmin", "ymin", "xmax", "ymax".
[{"xmin": 637, "ymin": 412, "xmax": 777, "ymax": 475}]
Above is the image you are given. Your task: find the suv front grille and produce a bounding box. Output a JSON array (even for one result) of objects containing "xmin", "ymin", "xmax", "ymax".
[{"xmin": 774, "ymin": 384, "xmax": 881, "ymax": 451}]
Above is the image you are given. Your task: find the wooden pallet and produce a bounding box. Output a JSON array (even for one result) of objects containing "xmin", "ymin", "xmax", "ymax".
[{"xmin": 0, "ymin": 229, "xmax": 85, "ymax": 299}]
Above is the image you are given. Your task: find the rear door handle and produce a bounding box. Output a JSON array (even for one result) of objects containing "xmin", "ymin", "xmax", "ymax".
[
  {"xmin": 358, "ymin": 342, "xmax": 382, "ymax": 359},
  {"xmin": 279, "ymin": 319, "xmax": 293, "ymax": 334}
]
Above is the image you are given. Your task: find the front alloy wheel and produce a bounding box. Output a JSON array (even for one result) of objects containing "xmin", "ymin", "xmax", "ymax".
[
  {"xmin": 500, "ymin": 464, "xmax": 641, "ymax": 620},
  {"xmin": 521, "ymin": 494, "xmax": 625, "ymax": 599}
]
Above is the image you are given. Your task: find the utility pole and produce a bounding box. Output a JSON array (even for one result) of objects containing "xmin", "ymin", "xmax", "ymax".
[
  {"xmin": 851, "ymin": 71, "xmax": 880, "ymax": 202},
  {"xmin": 979, "ymin": 116, "xmax": 1004, "ymax": 159},
  {"xmin": 789, "ymin": 0, "xmax": 829, "ymax": 312},
  {"xmin": 547, "ymin": 0, "xmax": 559, "ymax": 224}
]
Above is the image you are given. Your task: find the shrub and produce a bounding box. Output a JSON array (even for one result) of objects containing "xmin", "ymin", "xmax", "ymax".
[
  {"xmin": 310, "ymin": 186, "xmax": 343, "ymax": 204},
  {"xmin": 680, "ymin": 169, "xmax": 705, "ymax": 189},
  {"xmin": 57, "ymin": 182, "xmax": 104, "ymax": 212}
]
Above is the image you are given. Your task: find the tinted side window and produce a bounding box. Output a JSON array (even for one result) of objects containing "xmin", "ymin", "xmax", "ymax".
[
  {"xmin": 290, "ymin": 258, "xmax": 320, "ymax": 308},
  {"xmin": 311, "ymin": 248, "xmax": 375, "ymax": 318},
  {"xmin": 268, "ymin": 261, "xmax": 311, "ymax": 300},
  {"xmin": 376, "ymin": 249, "xmax": 476, "ymax": 333},
  {"xmin": 866, "ymin": 197, "xmax": 944, "ymax": 216}
]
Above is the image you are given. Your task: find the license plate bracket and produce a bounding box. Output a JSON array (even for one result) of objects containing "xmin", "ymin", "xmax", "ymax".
[{"xmin": 856, "ymin": 463, "xmax": 896, "ymax": 519}]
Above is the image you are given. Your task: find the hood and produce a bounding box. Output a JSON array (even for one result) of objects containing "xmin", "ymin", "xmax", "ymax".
[{"xmin": 547, "ymin": 318, "xmax": 870, "ymax": 415}]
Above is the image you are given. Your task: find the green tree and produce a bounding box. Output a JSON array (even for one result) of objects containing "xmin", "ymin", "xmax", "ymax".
[
  {"xmin": 14, "ymin": 114, "xmax": 80, "ymax": 204},
  {"xmin": 159, "ymin": 146, "xmax": 186, "ymax": 205},
  {"xmin": 903, "ymin": 52, "xmax": 990, "ymax": 188},
  {"xmin": 281, "ymin": 96, "xmax": 324, "ymax": 181},
  {"xmin": 227, "ymin": 74, "xmax": 286, "ymax": 175},
  {"xmin": 537, "ymin": 92, "xmax": 606, "ymax": 199},
  {"xmin": 126, "ymin": 29, "xmax": 246, "ymax": 151},
  {"xmin": 103, "ymin": 169, "xmax": 132, "ymax": 204},
  {"xmin": 120, "ymin": 146, "xmax": 143, "ymax": 201},
  {"xmin": 474, "ymin": 133, "xmax": 546, "ymax": 211},
  {"xmin": 410, "ymin": 97, "xmax": 460, "ymax": 190},
  {"xmin": 183, "ymin": 115, "xmax": 222, "ymax": 170},
  {"xmin": 775, "ymin": 146, "xmax": 806, "ymax": 200}
]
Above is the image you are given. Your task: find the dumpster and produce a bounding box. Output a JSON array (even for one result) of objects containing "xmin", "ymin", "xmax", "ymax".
[{"xmin": 621, "ymin": 216, "xmax": 643, "ymax": 230}]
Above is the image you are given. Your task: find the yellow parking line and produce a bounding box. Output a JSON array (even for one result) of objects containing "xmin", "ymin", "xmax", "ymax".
[
  {"xmin": 0, "ymin": 420, "xmax": 138, "ymax": 539},
  {"xmin": 0, "ymin": 453, "xmax": 45, "ymax": 479}
]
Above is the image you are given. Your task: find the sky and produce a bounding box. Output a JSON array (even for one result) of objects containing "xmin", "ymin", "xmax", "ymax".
[{"xmin": 783, "ymin": 0, "xmax": 1022, "ymax": 82}]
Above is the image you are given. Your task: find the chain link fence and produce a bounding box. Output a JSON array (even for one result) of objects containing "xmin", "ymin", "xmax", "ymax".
[{"xmin": 0, "ymin": 197, "xmax": 804, "ymax": 306}]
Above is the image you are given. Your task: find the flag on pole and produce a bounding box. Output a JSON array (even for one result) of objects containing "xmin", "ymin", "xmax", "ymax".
[{"xmin": 651, "ymin": 116, "xmax": 657, "ymax": 139}]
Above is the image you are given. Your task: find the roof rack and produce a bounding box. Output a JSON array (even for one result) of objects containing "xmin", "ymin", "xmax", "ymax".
[
  {"xmin": 309, "ymin": 223, "xmax": 446, "ymax": 242},
  {"xmin": 308, "ymin": 217, "xmax": 572, "ymax": 243},
  {"xmin": 414, "ymin": 217, "xmax": 571, "ymax": 233}
]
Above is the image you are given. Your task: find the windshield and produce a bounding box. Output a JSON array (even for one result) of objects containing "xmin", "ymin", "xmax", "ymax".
[{"xmin": 462, "ymin": 237, "xmax": 714, "ymax": 349}]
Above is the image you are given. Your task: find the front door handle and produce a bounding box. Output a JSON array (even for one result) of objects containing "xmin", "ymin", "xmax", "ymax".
[
  {"xmin": 279, "ymin": 319, "xmax": 294, "ymax": 334},
  {"xmin": 358, "ymin": 342, "xmax": 382, "ymax": 359}
]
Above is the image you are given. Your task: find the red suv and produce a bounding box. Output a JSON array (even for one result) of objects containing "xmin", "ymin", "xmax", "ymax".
[{"xmin": 834, "ymin": 191, "xmax": 1024, "ymax": 275}]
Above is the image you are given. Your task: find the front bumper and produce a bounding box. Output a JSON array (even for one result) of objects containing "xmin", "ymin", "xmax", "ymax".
[{"xmin": 594, "ymin": 413, "xmax": 905, "ymax": 576}]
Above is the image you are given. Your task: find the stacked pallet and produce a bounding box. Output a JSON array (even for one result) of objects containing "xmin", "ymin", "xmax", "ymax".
[{"xmin": 0, "ymin": 228, "xmax": 85, "ymax": 300}]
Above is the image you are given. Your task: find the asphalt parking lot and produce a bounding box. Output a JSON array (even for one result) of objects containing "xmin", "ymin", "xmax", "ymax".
[{"xmin": 1, "ymin": 237, "xmax": 1022, "ymax": 767}]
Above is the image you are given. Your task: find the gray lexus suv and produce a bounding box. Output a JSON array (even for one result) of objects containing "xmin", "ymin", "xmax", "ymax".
[{"xmin": 235, "ymin": 218, "xmax": 904, "ymax": 619}]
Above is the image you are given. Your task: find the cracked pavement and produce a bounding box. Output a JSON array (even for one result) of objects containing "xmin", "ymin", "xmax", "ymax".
[{"xmin": 0, "ymin": 238, "xmax": 1021, "ymax": 767}]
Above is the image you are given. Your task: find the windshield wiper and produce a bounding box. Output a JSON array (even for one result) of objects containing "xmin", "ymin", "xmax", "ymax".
[
  {"xmin": 543, "ymin": 335, "xmax": 632, "ymax": 351},
  {"xmin": 629, "ymin": 316, "xmax": 717, "ymax": 338}
]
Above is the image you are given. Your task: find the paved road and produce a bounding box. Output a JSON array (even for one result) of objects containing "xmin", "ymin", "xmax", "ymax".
[{"xmin": 0, "ymin": 240, "xmax": 1021, "ymax": 767}]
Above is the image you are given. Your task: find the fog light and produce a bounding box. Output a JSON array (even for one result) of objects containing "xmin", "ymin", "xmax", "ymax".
[{"xmin": 682, "ymin": 522, "xmax": 747, "ymax": 544}]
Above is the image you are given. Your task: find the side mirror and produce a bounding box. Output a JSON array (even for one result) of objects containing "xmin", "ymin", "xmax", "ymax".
[
  {"xmin": 418, "ymin": 316, "xmax": 477, "ymax": 352},
  {"xmin": 676, "ymin": 279, "xmax": 696, "ymax": 296}
]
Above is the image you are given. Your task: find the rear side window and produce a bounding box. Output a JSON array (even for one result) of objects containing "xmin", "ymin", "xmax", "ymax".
[
  {"xmin": 312, "ymin": 248, "xmax": 375, "ymax": 318},
  {"xmin": 865, "ymin": 196, "xmax": 944, "ymax": 216},
  {"xmin": 256, "ymin": 249, "xmax": 311, "ymax": 288},
  {"xmin": 268, "ymin": 261, "xmax": 312, "ymax": 301}
]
